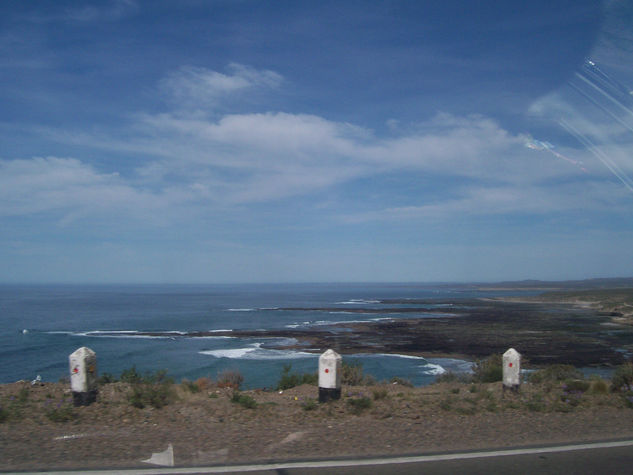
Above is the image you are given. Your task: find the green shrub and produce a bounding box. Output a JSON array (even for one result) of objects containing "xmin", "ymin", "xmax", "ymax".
[
  {"xmin": 231, "ymin": 391, "xmax": 257, "ymax": 409},
  {"xmin": 301, "ymin": 398, "xmax": 318, "ymax": 411},
  {"xmin": 341, "ymin": 361, "xmax": 362, "ymax": 385},
  {"xmin": 526, "ymin": 401, "xmax": 544, "ymax": 412},
  {"xmin": 529, "ymin": 365, "xmax": 582, "ymax": 384},
  {"xmin": 0, "ymin": 406, "xmax": 9, "ymax": 423},
  {"xmin": 372, "ymin": 388, "xmax": 388, "ymax": 400},
  {"xmin": 121, "ymin": 366, "xmax": 143, "ymax": 384},
  {"xmin": 46, "ymin": 403, "xmax": 75, "ymax": 422},
  {"xmin": 455, "ymin": 405, "xmax": 477, "ymax": 415},
  {"xmin": 127, "ymin": 369, "xmax": 174, "ymax": 409},
  {"xmin": 472, "ymin": 354, "xmax": 503, "ymax": 383},
  {"xmin": 564, "ymin": 379, "xmax": 590, "ymax": 393},
  {"xmin": 347, "ymin": 396, "xmax": 372, "ymax": 414},
  {"xmin": 17, "ymin": 386, "xmax": 29, "ymax": 403},
  {"xmin": 342, "ymin": 361, "xmax": 370, "ymax": 386},
  {"xmin": 611, "ymin": 362, "xmax": 633, "ymax": 392},
  {"xmin": 181, "ymin": 379, "xmax": 200, "ymax": 393},
  {"xmin": 590, "ymin": 378, "xmax": 609, "ymax": 394},
  {"xmin": 439, "ymin": 398, "xmax": 453, "ymax": 411},
  {"xmin": 276, "ymin": 364, "xmax": 318, "ymax": 390},
  {"xmin": 525, "ymin": 393, "xmax": 546, "ymax": 412},
  {"xmin": 98, "ymin": 372, "xmax": 117, "ymax": 385},
  {"xmin": 129, "ymin": 383, "xmax": 172, "ymax": 409}
]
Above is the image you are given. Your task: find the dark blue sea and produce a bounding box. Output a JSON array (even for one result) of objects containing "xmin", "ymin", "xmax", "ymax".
[{"xmin": 0, "ymin": 283, "xmax": 529, "ymax": 389}]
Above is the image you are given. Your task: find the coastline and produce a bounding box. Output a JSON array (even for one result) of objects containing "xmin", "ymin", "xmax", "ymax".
[{"xmin": 112, "ymin": 295, "xmax": 633, "ymax": 368}]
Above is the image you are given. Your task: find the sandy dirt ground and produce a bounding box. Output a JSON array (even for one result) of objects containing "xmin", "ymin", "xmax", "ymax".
[{"xmin": 2, "ymin": 380, "xmax": 633, "ymax": 471}]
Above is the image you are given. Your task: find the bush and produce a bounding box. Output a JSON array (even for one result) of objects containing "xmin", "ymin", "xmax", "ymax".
[
  {"xmin": 195, "ymin": 377, "xmax": 213, "ymax": 391},
  {"xmin": 439, "ymin": 398, "xmax": 453, "ymax": 411},
  {"xmin": 98, "ymin": 372, "xmax": 117, "ymax": 385},
  {"xmin": 0, "ymin": 406, "xmax": 9, "ymax": 423},
  {"xmin": 564, "ymin": 379, "xmax": 590, "ymax": 393},
  {"xmin": 301, "ymin": 398, "xmax": 318, "ymax": 411},
  {"xmin": 231, "ymin": 391, "xmax": 257, "ymax": 409},
  {"xmin": 611, "ymin": 362, "xmax": 633, "ymax": 392},
  {"xmin": 127, "ymin": 369, "xmax": 174, "ymax": 409},
  {"xmin": 17, "ymin": 387, "xmax": 29, "ymax": 403},
  {"xmin": 372, "ymin": 388, "xmax": 388, "ymax": 400},
  {"xmin": 347, "ymin": 396, "xmax": 372, "ymax": 414},
  {"xmin": 276, "ymin": 365, "xmax": 318, "ymax": 391},
  {"xmin": 341, "ymin": 361, "xmax": 363, "ymax": 385},
  {"xmin": 181, "ymin": 379, "xmax": 200, "ymax": 393},
  {"xmin": 129, "ymin": 383, "xmax": 173, "ymax": 409},
  {"xmin": 121, "ymin": 366, "xmax": 143, "ymax": 384},
  {"xmin": 472, "ymin": 354, "xmax": 502, "ymax": 383},
  {"xmin": 341, "ymin": 361, "xmax": 375, "ymax": 386},
  {"xmin": 46, "ymin": 402, "xmax": 75, "ymax": 422},
  {"xmin": 217, "ymin": 370, "xmax": 244, "ymax": 390},
  {"xmin": 590, "ymin": 378, "xmax": 609, "ymax": 394},
  {"xmin": 529, "ymin": 365, "xmax": 582, "ymax": 384}
]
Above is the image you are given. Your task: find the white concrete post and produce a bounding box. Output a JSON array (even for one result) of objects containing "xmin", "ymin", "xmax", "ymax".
[
  {"xmin": 318, "ymin": 349, "xmax": 342, "ymax": 402},
  {"xmin": 69, "ymin": 346, "xmax": 98, "ymax": 406},
  {"xmin": 502, "ymin": 348, "xmax": 521, "ymax": 392}
]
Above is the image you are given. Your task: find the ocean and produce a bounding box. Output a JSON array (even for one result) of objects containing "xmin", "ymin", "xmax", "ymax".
[{"xmin": 0, "ymin": 283, "xmax": 527, "ymax": 389}]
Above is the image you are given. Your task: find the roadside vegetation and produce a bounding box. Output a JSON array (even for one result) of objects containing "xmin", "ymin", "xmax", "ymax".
[{"xmin": 2, "ymin": 358, "xmax": 633, "ymax": 425}]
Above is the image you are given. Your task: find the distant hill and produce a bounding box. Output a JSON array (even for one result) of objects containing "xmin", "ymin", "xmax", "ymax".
[{"xmin": 446, "ymin": 277, "xmax": 633, "ymax": 291}]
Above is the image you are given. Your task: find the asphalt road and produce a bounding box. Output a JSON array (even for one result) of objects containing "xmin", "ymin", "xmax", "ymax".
[{"xmin": 14, "ymin": 440, "xmax": 633, "ymax": 475}]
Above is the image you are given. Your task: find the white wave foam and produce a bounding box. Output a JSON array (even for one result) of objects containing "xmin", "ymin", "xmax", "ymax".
[
  {"xmin": 200, "ymin": 347, "xmax": 255, "ymax": 358},
  {"xmin": 208, "ymin": 329, "xmax": 233, "ymax": 333},
  {"xmin": 337, "ymin": 299, "xmax": 380, "ymax": 304},
  {"xmin": 422, "ymin": 363, "xmax": 446, "ymax": 375},
  {"xmin": 376, "ymin": 353, "xmax": 427, "ymax": 360},
  {"xmin": 227, "ymin": 308, "xmax": 255, "ymax": 312},
  {"xmin": 427, "ymin": 358, "xmax": 474, "ymax": 373},
  {"xmin": 58, "ymin": 330, "xmax": 185, "ymax": 339},
  {"xmin": 199, "ymin": 344, "xmax": 316, "ymax": 360},
  {"xmin": 311, "ymin": 319, "xmax": 376, "ymax": 326},
  {"xmin": 195, "ymin": 335, "xmax": 235, "ymax": 339}
]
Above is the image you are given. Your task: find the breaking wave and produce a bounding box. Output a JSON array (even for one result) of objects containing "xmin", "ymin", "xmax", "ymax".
[{"xmin": 199, "ymin": 343, "xmax": 316, "ymax": 360}]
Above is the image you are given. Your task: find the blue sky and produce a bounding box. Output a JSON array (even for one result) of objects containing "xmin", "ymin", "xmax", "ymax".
[{"xmin": 1, "ymin": 0, "xmax": 633, "ymax": 283}]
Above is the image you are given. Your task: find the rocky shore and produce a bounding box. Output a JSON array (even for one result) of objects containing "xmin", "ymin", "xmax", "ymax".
[{"xmin": 112, "ymin": 294, "xmax": 633, "ymax": 368}]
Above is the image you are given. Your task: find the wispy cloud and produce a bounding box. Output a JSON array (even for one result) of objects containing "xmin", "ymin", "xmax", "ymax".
[
  {"xmin": 0, "ymin": 157, "xmax": 162, "ymax": 225},
  {"xmin": 341, "ymin": 181, "xmax": 631, "ymax": 223},
  {"xmin": 159, "ymin": 64, "xmax": 283, "ymax": 109},
  {"xmin": 63, "ymin": 0, "xmax": 139, "ymax": 23},
  {"xmin": 14, "ymin": 63, "xmax": 632, "ymax": 227}
]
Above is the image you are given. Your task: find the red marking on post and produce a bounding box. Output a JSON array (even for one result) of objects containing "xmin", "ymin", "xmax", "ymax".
[
  {"xmin": 73, "ymin": 367, "xmax": 79, "ymax": 373},
  {"xmin": 325, "ymin": 368, "xmax": 329, "ymax": 373},
  {"xmin": 509, "ymin": 363, "xmax": 513, "ymax": 367}
]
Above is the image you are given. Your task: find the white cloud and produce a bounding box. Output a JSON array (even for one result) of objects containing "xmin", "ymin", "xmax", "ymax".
[
  {"xmin": 63, "ymin": 0, "xmax": 138, "ymax": 23},
  {"xmin": 341, "ymin": 180, "xmax": 631, "ymax": 223},
  {"xmin": 0, "ymin": 157, "xmax": 161, "ymax": 223},
  {"xmin": 159, "ymin": 64, "xmax": 283, "ymax": 108},
  {"xmin": 23, "ymin": 64, "xmax": 633, "ymax": 223}
]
